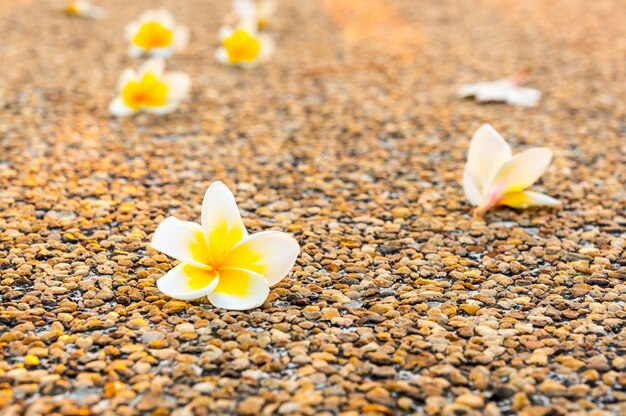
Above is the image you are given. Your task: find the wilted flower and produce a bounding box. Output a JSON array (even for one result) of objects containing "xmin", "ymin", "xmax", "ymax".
[
  {"xmin": 151, "ymin": 181, "xmax": 300, "ymax": 310},
  {"xmin": 125, "ymin": 9, "xmax": 189, "ymax": 58},
  {"xmin": 463, "ymin": 124, "xmax": 559, "ymax": 217},
  {"xmin": 458, "ymin": 71, "xmax": 541, "ymax": 107},
  {"xmin": 109, "ymin": 58, "xmax": 190, "ymax": 117},
  {"xmin": 65, "ymin": 0, "xmax": 104, "ymax": 19}
]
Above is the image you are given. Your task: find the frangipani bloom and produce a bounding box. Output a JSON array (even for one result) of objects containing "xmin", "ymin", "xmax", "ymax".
[
  {"xmin": 458, "ymin": 72, "xmax": 541, "ymax": 107},
  {"xmin": 151, "ymin": 181, "xmax": 300, "ymax": 310},
  {"xmin": 125, "ymin": 9, "xmax": 189, "ymax": 58},
  {"xmin": 65, "ymin": 0, "xmax": 104, "ymax": 19},
  {"xmin": 463, "ymin": 124, "xmax": 560, "ymax": 217},
  {"xmin": 232, "ymin": 0, "xmax": 278, "ymax": 30},
  {"xmin": 109, "ymin": 58, "xmax": 191, "ymax": 117},
  {"xmin": 215, "ymin": 24, "xmax": 275, "ymax": 68}
]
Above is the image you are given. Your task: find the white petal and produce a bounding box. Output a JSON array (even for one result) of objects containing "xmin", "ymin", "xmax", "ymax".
[
  {"xmin": 109, "ymin": 97, "xmax": 136, "ymax": 117},
  {"xmin": 215, "ymin": 48, "xmax": 230, "ymax": 65},
  {"xmin": 150, "ymin": 217, "xmax": 211, "ymax": 268},
  {"xmin": 147, "ymin": 48, "xmax": 174, "ymax": 59},
  {"xmin": 125, "ymin": 21, "xmax": 140, "ymax": 41},
  {"xmin": 138, "ymin": 57, "xmax": 166, "ymax": 77},
  {"xmin": 143, "ymin": 102, "xmax": 180, "ymax": 115},
  {"xmin": 221, "ymin": 231, "xmax": 300, "ymax": 286},
  {"xmin": 506, "ymin": 87, "xmax": 541, "ymax": 107},
  {"xmin": 473, "ymin": 81, "xmax": 516, "ymax": 102},
  {"xmin": 165, "ymin": 72, "xmax": 191, "ymax": 102},
  {"xmin": 490, "ymin": 147, "xmax": 553, "ymax": 195},
  {"xmin": 218, "ymin": 25, "xmax": 235, "ymax": 41},
  {"xmin": 498, "ymin": 191, "xmax": 560, "ymax": 209},
  {"xmin": 128, "ymin": 45, "xmax": 144, "ymax": 58},
  {"xmin": 157, "ymin": 263, "xmax": 219, "ymax": 300},
  {"xmin": 208, "ymin": 268, "xmax": 269, "ymax": 310},
  {"xmin": 201, "ymin": 181, "xmax": 248, "ymax": 265},
  {"xmin": 257, "ymin": 34, "xmax": 275, "ymax": 63},
  {"xmin": 173, "ymin": 26, "xmax": 190, "ymax": 52},
  {"xmin": 465, "ymin": 124, "xmax": 512, "ymax": 196},
  {"xmin": 117, "ymin": 68, "xmax": 137, "ymax": 92},
  {"xmin": 462, "ymin": 167, "xmax": 483, "ymax": 207},
  {"xmin": 233, "ymin": 0, "xmax": 257, "ymax": 20}
]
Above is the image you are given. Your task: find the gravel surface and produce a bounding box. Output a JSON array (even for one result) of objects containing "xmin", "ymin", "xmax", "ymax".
[{"xmin": 0, "ymin": 0, "xmax": 625, "ymax": 415}]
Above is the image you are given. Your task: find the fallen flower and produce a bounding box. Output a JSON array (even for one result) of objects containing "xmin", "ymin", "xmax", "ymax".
[
  {"xmin": 232, "ymin": 0, "xmax": 278, "ymax": 30},
  {"xmin": 151, "ymin": 181, "xmax": 300, "ymax": 310},
  {"xmin": 458, "ymin": 71, "xmax": 541, "ymax": 107},
  {"xmin": 109, "ymin": 58, "xmax": 190, "ymax": 117},
  {"xmin": 125, "ymin": 9, "xmax": 189, "ymax": 58},
  {"xmin": 463, "ymin": 124, "xmax": 560, "ymax": 217},
  {"xmin": 64, "ymin": 0, "xmax": 104, "ymax": 19},
  {"xmin": 215, "ymin": 23, "xmax": 275, "ymax": 68}
]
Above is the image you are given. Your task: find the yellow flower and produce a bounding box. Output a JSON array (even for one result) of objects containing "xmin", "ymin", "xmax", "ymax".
[
  {"xmin": 65, "ymin": 0, "xmax": 104, "ymax": 19},
  {"xmin": 109, "ymin": 58, "xmax": 191, "ymax": 117},
  {"xmin": 463, "ymin": 124, "xmax": 560, "ymax": 217},
  {"xmin": 150, "ymin": 181, "xmax": 300, "ymax": 310},
  {"xmin": 215, "ymin": 25, "xmax": 274, "ymax": 67},
  {"xmin": 125, "ymin": 9, "xmax": 189, "ymax": 58}
]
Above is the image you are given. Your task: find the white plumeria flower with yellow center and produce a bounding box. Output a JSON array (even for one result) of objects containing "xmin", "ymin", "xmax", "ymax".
[
  {"xmin": 150, "ymin": 181, "xmax": 300, "ymax": 310},
  {"xmin": 463, "ymin": 124, "xmax": 560, "ymax": 218},
  {"xmin": 109, "ymin": 58, "xmax": 191, "ymax": 117},
  {"xmin": 215, "ymin": 23, "xmax": 275, "ymax": 68},
  {"xmin": 125, "ymin": 9, "xmax": 189, "ymax": 58},
  {"xmin": 458, "ymin": 72, "xmax": 541, "ymax": 107},
  {"xmin": 64, "ymin": 0, "xmax": 104, "ymax": 19},
  {"xmin": 232, "ymin": 0, "xmax": 278, "ymax": 31}
]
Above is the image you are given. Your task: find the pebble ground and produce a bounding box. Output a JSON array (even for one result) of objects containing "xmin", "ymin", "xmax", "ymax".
[{"xmin": 0, "ymin": 0, "xmax": 625, "ymax": 415}]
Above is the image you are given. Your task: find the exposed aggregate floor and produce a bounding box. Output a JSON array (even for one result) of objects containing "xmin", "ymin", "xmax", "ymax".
[{"xmin": 0, "ymin": 0, "xmax": 625, "ymax": 415}]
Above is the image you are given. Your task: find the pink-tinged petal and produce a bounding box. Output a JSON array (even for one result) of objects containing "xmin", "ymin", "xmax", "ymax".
[
  {"xmin": 157, "ymin": 264, "xmax": 218, "ymax": 300},
  {"xmin": 109, "ymin": 97, "xmax": 136, "ymax": 117},
  {"xmin": 150, "ymin": 217, "xmax": 211, "ymax": 268},
  {"xmin": 490, "ymin": 147, "xmax": 553, "ymax": 195},
  {"xmin": 506, "ymin": 87, "xmax": 541, "ymax": 107},
  {"xmin": 201, "ymin": 181, "xmax": 248, "ymax": 264},
  {"xmin": 498, "ymin": 191, "xmax": 560, "ymax": 209},
  {"xmin": 220, "ymin": 231, "xmax": 300, "ymax": 286},
  {"xmin": 208, "ymin": 268, "xmax": 269, "ymax": 310}
]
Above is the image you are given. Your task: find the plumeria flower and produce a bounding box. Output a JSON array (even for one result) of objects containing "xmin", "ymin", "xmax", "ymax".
[
  {"xmin": 232, "ymin": 0, "xmax": 278, "ymax": 30},
  {"xmin": 109, "ymin": 58, "xmax": 191, "ymax": 117},
  {"xmin": 463, "ymin": 124, "xmax": 560, "ymax": 217},
  {"xmin": 215, "ymin": 23, "xmax": 275, "ymax": 68},
  {"xmin": 150, "ymin": 181, "xmax": 300, "ymax": 310},
  {"xmin": 64, "ymin": 0, "xmax": 104, "ymax": 19},
  {"xmin": 125, "ymin": 9, "xmax": 189, "ymax": 58},
  {"xmin": 458, "ymin": 71, "xmax": 541, "ymax": 107}
]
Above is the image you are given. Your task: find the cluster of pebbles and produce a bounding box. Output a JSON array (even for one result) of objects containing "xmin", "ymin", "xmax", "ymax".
[{"xmin": 0, "ymin": 0, "xmax": 625, "ymax": 415}]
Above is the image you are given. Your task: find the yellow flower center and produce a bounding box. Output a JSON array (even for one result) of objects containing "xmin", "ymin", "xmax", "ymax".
[
  {"xmin": 133, "ymin": 22, "xmax": 174, "ymax": 49},
  {"xmin": 121, "ymin": 73, "xmax": 168, "ymax": 110},
  {"xmin": 66, "ymin": 2, "xmax": 81, "ymax": 15},
  {"xmin": 223, "ymin": 30, "xmax": 261, "ymax": 64}
]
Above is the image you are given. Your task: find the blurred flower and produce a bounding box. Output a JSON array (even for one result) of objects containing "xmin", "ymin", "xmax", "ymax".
[
  {"xmin": 232, "ymin": 0, "xmax": 278, "ymax": 30},
  {"xmin": 215, "ymin": 24, "xmax": 274, "ymax": 67},
  {"xmin": 458, "ymin": 71, "xmax": 541, "ymax": 107},
  {"xmin": 109, "ymin": 58, "xmax": 190, "ymax": 117},
  {"xmin": 463, "ymin": 124, "xmax": 559, "ymax": 217},
  {"xmin": 65, "ymin": 0, "xmax": 104, "ymax": 19},
  {"xmin": 151, "ymin": 181, "xmax": 300, "ymax": 310},
  {"xmin": 125, "ymin": 9, "xmax": 189, "ymax": 58}
]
